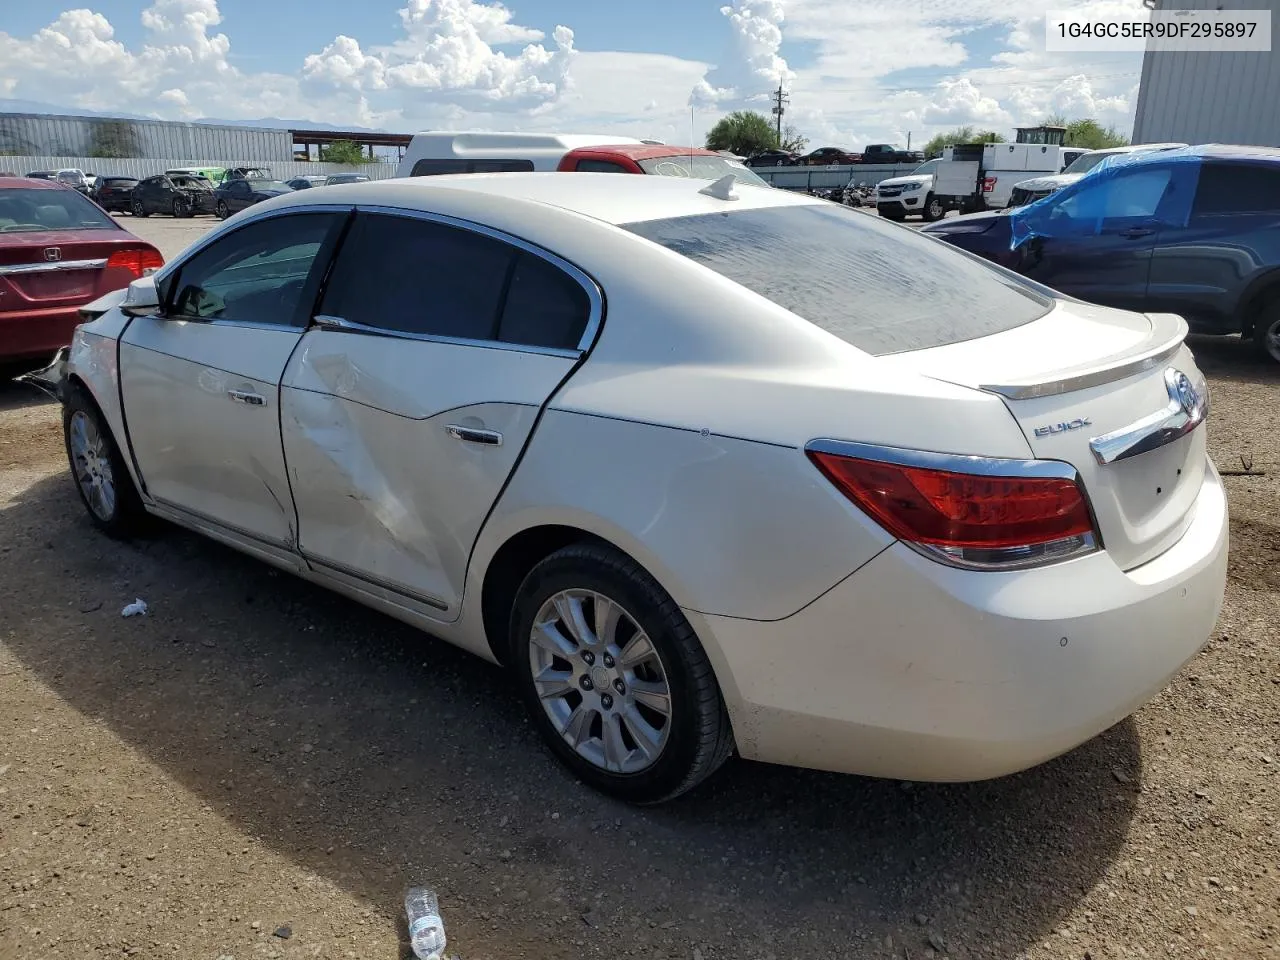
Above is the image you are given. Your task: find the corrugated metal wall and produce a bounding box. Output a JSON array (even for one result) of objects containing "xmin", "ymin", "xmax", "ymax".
[
  {"xmin": 0, "ymin": 156, "xmax": 397, "ymax": 181},
  {"xmin": 0, "ymin": 112, "xmax": 292, "ymax": 160},
  {"xmin": 752, "ymin": 163, "xmax": 921, "ymax": 190},
  {"xmin": 1132, "ymin": 0, "xmax": 1280, "ymax": 146}
]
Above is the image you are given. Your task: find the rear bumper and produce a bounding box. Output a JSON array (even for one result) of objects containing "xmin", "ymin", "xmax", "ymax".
[
  {"xmin": 0, "ymin": 307, "xmax": 81, "ymax": 361},
  {"xmin": 693, "ymin": 460, "xmax": 1229, "ymax": 781}
]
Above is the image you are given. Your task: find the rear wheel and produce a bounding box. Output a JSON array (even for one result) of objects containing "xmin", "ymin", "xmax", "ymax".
[
  {"xmin": 131, "ymin": 199, "xmax": 149, "ymax": 218},
  {"xmin": 63, "ymin": 386, "xmax": 148, "ymax": 538},
  {"xmin": 922, "ymin": 193, "xmax": 946, "ymax": 222},
  {"xmin": 1252, "ymin": 309, "xmax": 1280, "ymax": 364},
  {"xmin": 172, "ymin": 197, "xmax": 190, "ymax": 218},
  {"xmin": 510, "ymin": 543, "xmax": 734, "ymax": 804},
  {"xmin": 216, "ymin": 200, "xmax": 229, "ymax": 220}
]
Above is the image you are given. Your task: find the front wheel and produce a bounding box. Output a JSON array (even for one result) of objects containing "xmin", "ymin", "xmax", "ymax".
[
  {"xmin": 510, "ymin": 543, "xmax": 734, "ymax": 804},
  {"xmin": 131, "ymin": 199, "xmax": 149, "ymax": 218},
  {"xmin": 172, "ymin": 197, "xmax": 190, "ymax": 218},
  {"xmin": 1252, "ymin": 309, "xmax": 1280, "ymax": 364},
  {"xmin": 215, "ymin": 200, "xmax": 229, "ymax": 220},
  {"xmin": 63, "ymin": 386, "xmax": 148, "ymax": 538},
  {"xmin": 921, "ymin": 193, "xmax": 946, "ymax": 222}
]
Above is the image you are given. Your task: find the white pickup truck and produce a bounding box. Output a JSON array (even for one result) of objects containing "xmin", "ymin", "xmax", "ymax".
[
  {"xmin": 873, "ymin": 158, "xmax": 952, "ymax": 221},
  {"xmin": 931, "ymin": 126, "xmax": 1087, "ymax": 214}
]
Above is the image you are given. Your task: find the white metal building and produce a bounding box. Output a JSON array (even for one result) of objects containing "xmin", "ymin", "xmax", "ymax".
[
  {"xmin": 1132, "ymin": 0, "xmax": 1280, "ymax": 146},
  {"xmin": 0, "ymin": 112, "xmax": 291, "ymax": 161}
]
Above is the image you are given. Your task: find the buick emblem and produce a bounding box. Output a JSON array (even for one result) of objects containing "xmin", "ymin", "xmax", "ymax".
[
  {"xmin": 43, "ymin": 247, "xmax": 62, "ymax": 262},
  {"xmin": 1166, "ymin": 368, "xmax": 1202, "ymax": 417}
]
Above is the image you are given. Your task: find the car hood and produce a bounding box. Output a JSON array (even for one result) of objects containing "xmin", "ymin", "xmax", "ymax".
[
  {"xmin": 876, "ymin": 174, "xmax": 932, "ymax": 189},
  {"xmin": 919, "ymin": 209, "xmax": 1010, "ymax": 234},
  {"xmin": 1015, "ymin": 172, "xmax": 1083, "ymax": 192}
]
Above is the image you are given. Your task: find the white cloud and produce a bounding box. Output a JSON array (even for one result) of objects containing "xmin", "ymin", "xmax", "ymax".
[{"xmin": 0, "ymin": 0, "xmax": 1145, "ymax": 150}]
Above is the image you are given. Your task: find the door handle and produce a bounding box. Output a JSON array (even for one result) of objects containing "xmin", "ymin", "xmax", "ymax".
[
  {"xmin": 446, "ymin": 424, "xmax": 502, "ymax": 446},
  {"xmin": 1120, "ymin": 227, "xmax": 1155, "ymax": 239},
  {"xmin": 227, "ymin": 389, "xmax": 266, "ymax": 406}
]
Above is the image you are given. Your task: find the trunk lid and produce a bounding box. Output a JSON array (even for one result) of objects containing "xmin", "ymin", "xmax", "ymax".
[
  {"xmin": 0, "ymin": 230, "xmax": 131, "ymax": 314},
  {"xmin": 879, "ymin": 301, "xmax": 1208, "ymax": 571}
]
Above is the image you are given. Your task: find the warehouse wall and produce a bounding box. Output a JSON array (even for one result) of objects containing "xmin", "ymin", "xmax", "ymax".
[
  {"xmin": 1132, "ymin": 0, "xmax": 1280, "ymax": 146},
  {"xmin": 0, "ymin": 113, "xmax": 292, "ymax": 161}
]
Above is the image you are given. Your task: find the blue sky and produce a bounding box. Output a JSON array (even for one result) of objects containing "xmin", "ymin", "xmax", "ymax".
[{"xmin": 0, "ymin": 0, "xmax": 1144, "ymax": 147}]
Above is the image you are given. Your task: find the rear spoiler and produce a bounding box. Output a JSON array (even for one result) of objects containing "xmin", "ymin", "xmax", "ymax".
[{"xmin": 978, "ymin": 313, "xmax": 1189, "ymax": 401}]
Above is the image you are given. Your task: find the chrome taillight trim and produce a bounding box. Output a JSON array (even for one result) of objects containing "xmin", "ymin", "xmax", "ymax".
[{"xmin": 804, "ymin": 439, "xmax": 1102, "ymax": 571}]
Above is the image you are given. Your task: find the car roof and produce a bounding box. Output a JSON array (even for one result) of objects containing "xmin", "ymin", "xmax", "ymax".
[
  {"xmin": 409, "ymin": 131, "xmax": 644, "ymax": 152},
  {"xmin": 567, "ymin": 143, "xmax": 726, "ymax": 161},
  {"xmin": 274, "ymin": 170, "xmax": 817, "ymax": 226},
  {"xmin": 1, "ymin": 176, "xmax": 64, "ymax": 189},
  {"xmin": 1116, "ymin": 143, "xmax": 1280, "ymax": 168}
]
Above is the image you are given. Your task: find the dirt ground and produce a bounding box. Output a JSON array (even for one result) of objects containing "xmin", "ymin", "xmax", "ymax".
[{"xmin": 1, "ymin": 216, "xmax": 1278, "ymax": 959}]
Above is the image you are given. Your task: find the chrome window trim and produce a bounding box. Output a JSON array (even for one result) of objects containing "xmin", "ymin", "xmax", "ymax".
[
  {"xmin": 804, "ymin": 438, "xmax": 1082, "ymax": 482},
  {"xmin": 328, "ymin": 203, "xmax": 603, "ymax": 355},
  {"xmin": 0, "ymin": 258, "xmax": 107, "ymax": 275},
  {"xmin": 312, "ymin": 313, "xmax": 581, "ymax": 359}
]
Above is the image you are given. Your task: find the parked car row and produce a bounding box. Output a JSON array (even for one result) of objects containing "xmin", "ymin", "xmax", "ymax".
[{"xmin": 744, "ymin": 144, "xmax": 926, "ymax": 168}]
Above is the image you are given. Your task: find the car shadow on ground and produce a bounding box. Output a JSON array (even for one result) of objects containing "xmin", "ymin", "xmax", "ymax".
[
  {"xmin": 0, "ymin": 470, "xmax": 1144, "ymax": 958},
  {"xmin": 1188, "ymin": 333, "xmax": 1280, "ymax": 387}
]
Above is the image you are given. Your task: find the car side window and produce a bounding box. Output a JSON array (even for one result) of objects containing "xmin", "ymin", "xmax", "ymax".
[
  {"xmin": 574, "ymin": 159, "xmax": 631, "ymax": 174},
  {"xmin": 410, "ymin": 159, "xmax": 469, "ymax": 176},
  {"xmin": 497, "ymin": 252, "xmax": 592, "ymax": 350},
  {"xmin": 1191, "ymin": 162, "xmax": 1280, "ymax": 215},
  {"xmin": 166, "ymin": 213, "xmax": 338, "ymax": 327},
  {"xmin": 319, "ymin": 213, "xmax": 515, "ymax": 341},
  {"xmin": 1051, "ymin": 167, "xmax": 1173, "ymax": 231},
  {"xmin": 468, "ymin": 159, "xmax": 535, "ymax": 173}
]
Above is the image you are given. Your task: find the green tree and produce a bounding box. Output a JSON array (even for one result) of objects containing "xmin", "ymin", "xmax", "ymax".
[
  {"xmin": 705, "ymin": 111, "xmax": 779, "ymax": 157},
  {"xmin": 88, "ymin": 120, "xmax": 140, "ymax": 159},
  {"xmin": 779, "ymin": 123, "xmax": 808, "ymax": 154},
  {"xmin": 921, "ymin": 126, "xmax": 1006, "ymax": 159},
  {"xmin": 1042, "ymin": 115, "xmax": 1129, "ymax": 149},
  {"xmin": 319, "ymin": 139, "xmax": 367, "ymax": 164}
]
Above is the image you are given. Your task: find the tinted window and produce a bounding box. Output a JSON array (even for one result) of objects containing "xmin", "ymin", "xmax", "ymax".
[
  {"xmin": 1192, "ymin": 161, "xmax": 1280, "ymax": 214},
  {"xmin": 574, "ymin": 159, "xmax": 632, "ymax": 174},
  {"xmin": 167, "ymin": 213, "xmax": 336, "ymax": 326},
  {"xmin": 467, "ymin": 160, "xmax": 534, "ymax": 173},
  {"xmin": 410, "ymin": 159, "xmax": 469, "ymax": 176},
  {"xmin": 0, "ymin": 187, "xmax": 117, "ymax": 231},
  {"xmin": 320, "ymin": 214, "xmax": 515, "ymax": 341},
  {"xmin": 497, "ymin": 253, "xmax": 591, "ymax": 350},
  {"xmin": 622, "ymin": 204, "xmax": 1054, "ymax": 356}
]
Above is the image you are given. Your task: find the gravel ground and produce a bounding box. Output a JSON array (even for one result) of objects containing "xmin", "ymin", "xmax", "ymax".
[{"xmin": 0, "ymin": 217, "xmax": 1276, "ymax": 960}]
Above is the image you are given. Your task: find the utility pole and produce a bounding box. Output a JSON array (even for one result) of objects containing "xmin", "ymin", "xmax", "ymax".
[
  {"xmin": 907, "ymin": 131, "xmax": 912, "ymax": 151},
  {"xmin": 771, "ymin": 83, "xmax": 790, "ymax": 145}
]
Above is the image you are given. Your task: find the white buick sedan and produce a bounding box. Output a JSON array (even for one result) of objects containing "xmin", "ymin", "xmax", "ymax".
[{"xmin": 48, "ymin": 172, "xmax": 1228, "ymax": 804}]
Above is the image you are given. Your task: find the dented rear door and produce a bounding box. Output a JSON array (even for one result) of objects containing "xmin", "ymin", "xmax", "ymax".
[{"xmin": 279, "ymin": 209, "xmax": 593, "ymax": 620}]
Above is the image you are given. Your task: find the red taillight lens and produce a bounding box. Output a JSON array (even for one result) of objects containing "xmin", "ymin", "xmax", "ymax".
[
  {"xmin": 981, "ymin": 177, "xmax": 996, "ymax": 193},
  {"xmin": 106, "ymin": 247, "xmax": 165, "ymax": 279},
  {"xmin": 807, "ymin": 449, "xmax": 1098, "ymax": 568}
]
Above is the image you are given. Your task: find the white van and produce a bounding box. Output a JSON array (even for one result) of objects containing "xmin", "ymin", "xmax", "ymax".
[{"xmin": 395, "ymin": 131, "xmax": 769, "ymax": 185}]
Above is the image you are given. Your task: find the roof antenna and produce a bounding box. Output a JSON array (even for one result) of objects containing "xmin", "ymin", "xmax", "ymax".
[{"xmin": 699, "ymin": 174, "xmax": 739, "ymax": 201}]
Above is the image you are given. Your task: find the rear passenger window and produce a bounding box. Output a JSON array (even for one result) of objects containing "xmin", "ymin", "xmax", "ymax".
[
  {"xmin": 498, "ymin": 253, "xmax": 591, "ymax": 350},
  {"xmin": 410, "ymin": 159, "xmax": 468, "ymax": 176},
  {"xmin": 1192, "ymin": 162, "xmax": 1280, "ymax": 214},
  {"xmin": 468, "ymin": 159, "xmax": 535, "ymax": 173},
  {"xmin": 574, "ymin": 160, "xmax": 631, "ymax": 174},
  {"xmin": 320, "ymin": 214, "xmax": 515, "ymax": 341}
]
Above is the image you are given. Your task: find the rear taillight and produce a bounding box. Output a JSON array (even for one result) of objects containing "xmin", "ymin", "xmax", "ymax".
[
  {"xmin": 981, "ymin": 177, "xmax": 996, "ymax": 193},
  {"xmin": 806, "ymin": 441, "xmax": 1099, "ymax": 570},
  {"xmin": 106, "ymin": 247, "xmax": 164, "ymax": 279}
]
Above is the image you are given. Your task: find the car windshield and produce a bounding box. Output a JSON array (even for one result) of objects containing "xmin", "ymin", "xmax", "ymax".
[
  {"xmin": 913, "ymin": 158, "xmax": 942, "ymax": 175},
  {"xmin": 636, "ymin": 155, "xmax": 769, "ymax": 186},
  {"xmin": 1064, "ymin": 152, "xmax": 1123, "ymax": 175},
  {"xmin": 0, "ymin": 187, "xmax": 118, "ymax": 232},
  {"xmin": 621, "ymin": 203, "xmax": 1054, "ymax": 356}
]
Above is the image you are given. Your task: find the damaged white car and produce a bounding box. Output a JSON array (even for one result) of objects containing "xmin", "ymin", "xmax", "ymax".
[{"xmin": 44, "ymin": 172, "xmax": 1228, "ymax": 804}]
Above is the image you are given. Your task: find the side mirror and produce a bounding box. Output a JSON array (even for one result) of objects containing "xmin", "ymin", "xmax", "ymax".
[{"xmin": 120, "ymin": 276, "xmax": 160, "ymax": 317}]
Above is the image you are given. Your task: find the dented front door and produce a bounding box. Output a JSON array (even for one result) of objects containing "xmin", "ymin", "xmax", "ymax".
[{"xmin": 279, "ymin": 331, "xmax": 576, "ymax": 618}]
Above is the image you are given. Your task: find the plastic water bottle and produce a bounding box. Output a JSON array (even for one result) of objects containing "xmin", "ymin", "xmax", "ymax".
[{"xmin": 404, "ymin": 887, "xmax": 447, "ymax": 960}]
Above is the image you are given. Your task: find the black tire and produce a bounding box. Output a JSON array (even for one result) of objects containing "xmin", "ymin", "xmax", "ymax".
[
  {"xmin": 131, "ymin": 199, "xmax": 149, "ymax": 218},
  {"xmin": 63, "ymin": 385, "xmax": 148, "ymax": 539},
  {"xmin": 216, "ymin": 200, "xmax": 229, "ymax": 220},
  {"xmin": 921, "ymin": 193, "xmax": 946, "ymax": 222},
  {"xmin": 172, "ymin": 197, "xmax": 190, "ymax": 218},
  {"xmin": 1250, "ymin": 299, "xmax": 1280, "ymax": 364},
  {"xmin": 509, "ymin": 543, "xmax": 734, "ymax": 804}
]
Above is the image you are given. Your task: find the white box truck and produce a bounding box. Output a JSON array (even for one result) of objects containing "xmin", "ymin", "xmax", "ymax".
[{"xmin": 932, "ymin": 126, "xmax": 1081, "ymax": 214}]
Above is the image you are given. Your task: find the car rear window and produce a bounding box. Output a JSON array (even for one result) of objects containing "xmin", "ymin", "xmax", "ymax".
[
  {"xmin": 0, "ymin": 187, "xmax": 118, "ymax": 232},
  {"xmin": 620, "ymin": 203, "xmax": 1054, "ymax": 356}
]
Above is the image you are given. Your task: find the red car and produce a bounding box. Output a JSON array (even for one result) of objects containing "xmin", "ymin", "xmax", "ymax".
[{"xmin": 0, "ymin": 177, "xmax": 163, "ymax": 362}]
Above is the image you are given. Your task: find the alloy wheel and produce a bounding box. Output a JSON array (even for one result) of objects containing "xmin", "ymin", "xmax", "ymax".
[
  {"xmin": 68, "ymin": 410, "xmax": 117, "ymax": 522},
  {"xmin": 528, "ymin": 589, "xmax": 673, "ymax": 775},
  {"xmin": 1262, "ymin": 315, "xmax": 1280, "ymax": 364}
]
